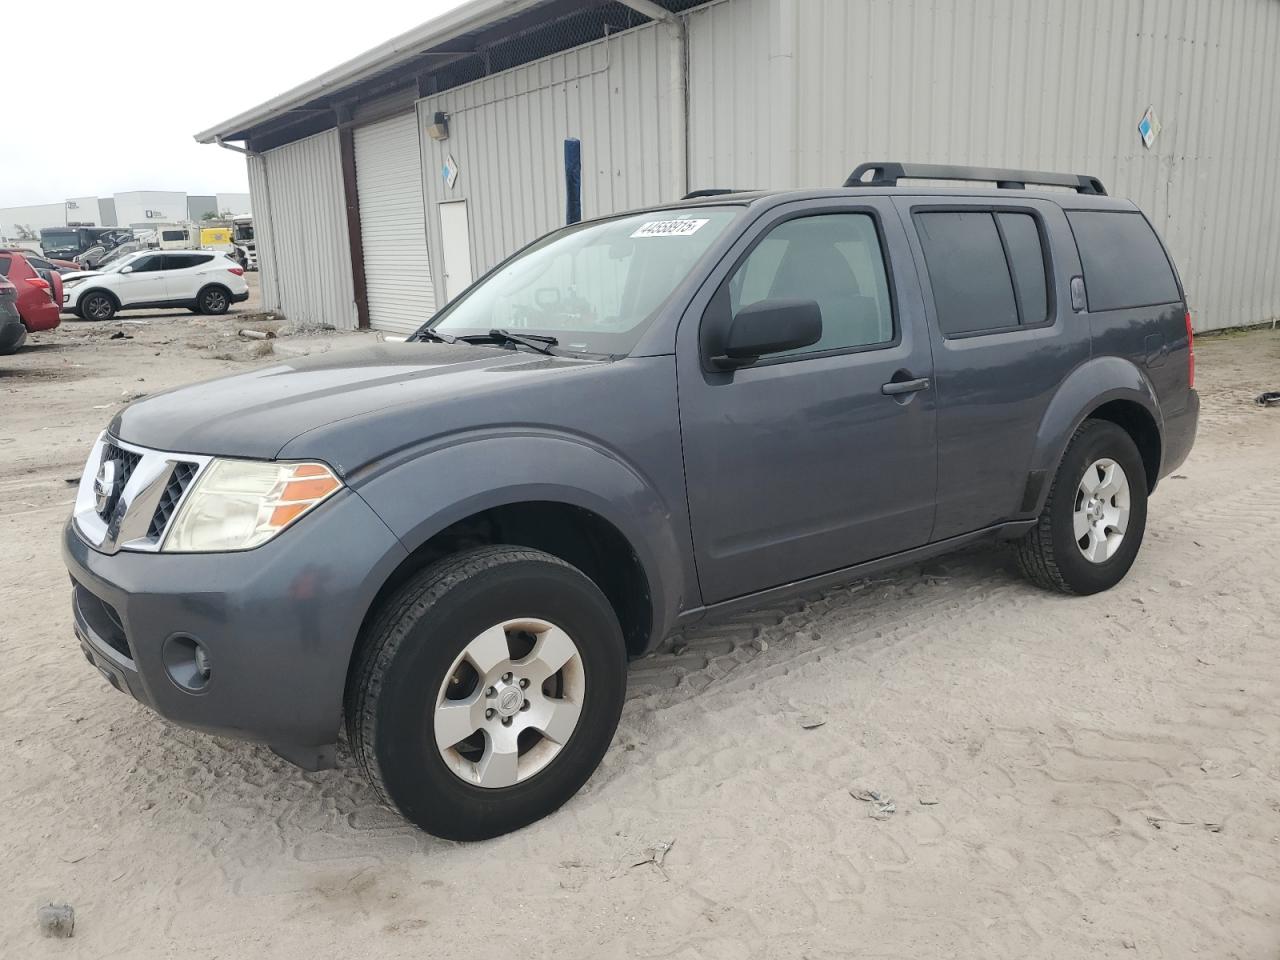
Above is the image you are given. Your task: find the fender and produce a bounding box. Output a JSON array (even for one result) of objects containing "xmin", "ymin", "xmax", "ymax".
[
  {"xmin": 350, "ymin": 431, "xmax": 693, "ymax": 649},
  {"xmin": 1026, "ymin": 355, "xmax": 1164, "ymax": 514}
]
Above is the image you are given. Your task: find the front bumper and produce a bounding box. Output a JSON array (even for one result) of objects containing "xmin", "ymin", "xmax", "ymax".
[{"xmin": 61, "ymin": 489, "xmax": 409, "ymax": 755}]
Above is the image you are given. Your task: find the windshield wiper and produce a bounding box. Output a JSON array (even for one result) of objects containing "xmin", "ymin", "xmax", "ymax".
[{"xmin": 457, "ymin": 328, "xmax": 559, "ymax": 355}]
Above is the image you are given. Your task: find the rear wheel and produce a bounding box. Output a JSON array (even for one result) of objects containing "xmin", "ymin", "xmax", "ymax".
[
  {"xmin": 80, "ymin": 292, "xmax": 116, "ymax": 322},
  {"xmin": 196, "ymin": 286, "xmax": 230, "ymax": 315},
  {"xmin": 1015, "ymin": 419, "xmax": 1149, "ymax": 594},
  {"xmin": 347, "ymin": 546, "xmax": 627, "ymax": 840}
]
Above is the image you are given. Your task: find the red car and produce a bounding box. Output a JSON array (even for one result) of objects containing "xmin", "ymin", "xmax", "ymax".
[{"xmin": 0, "ymin": 249, "xmax": 62, "ymax": 334}]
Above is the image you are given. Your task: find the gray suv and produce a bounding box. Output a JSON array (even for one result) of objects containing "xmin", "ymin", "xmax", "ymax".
[{"xmin": 63, "ymin": 163, "xmax": 1199, "ymax": 840}]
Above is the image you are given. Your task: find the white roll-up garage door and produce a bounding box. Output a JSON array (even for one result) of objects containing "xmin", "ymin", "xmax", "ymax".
[{"xmin": 354, "ymin": 112, "xmax": 435, "ymax": 335}]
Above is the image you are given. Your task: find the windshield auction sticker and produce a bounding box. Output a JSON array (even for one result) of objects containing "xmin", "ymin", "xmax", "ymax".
[{"xmin": 631, "ymin": 219, "xmax": 711, "ymax": 239}]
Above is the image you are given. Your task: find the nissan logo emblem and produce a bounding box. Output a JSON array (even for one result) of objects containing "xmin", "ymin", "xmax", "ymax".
[{"xmin": 94, "ymin": 459, "xmax": 119, "ymax": 514}]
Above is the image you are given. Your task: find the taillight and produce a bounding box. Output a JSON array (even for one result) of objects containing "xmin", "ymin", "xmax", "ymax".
[
  {"xmin": 1185, "ymin": 309, "xmax": 1195, "ymax": 388},
  {"xmin": 227, "ymin": 266, "xmax": 245, "ymax": 276}
]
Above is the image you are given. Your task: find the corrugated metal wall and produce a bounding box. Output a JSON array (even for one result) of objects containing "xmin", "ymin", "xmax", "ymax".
[
  {"xmin": 689, "ymin": 0, "xmax": 1280, "ymax": 331},
  {"xmin": 250, "ymin": 130, "xmax": 357, "ymax": 329},
  {"xmin": 416, "ymin": 20, "xmax": 674, "ymax": 309},
  {"xmin": 687, "ymin": 0, "xmax": 792, "ymax": 191}
]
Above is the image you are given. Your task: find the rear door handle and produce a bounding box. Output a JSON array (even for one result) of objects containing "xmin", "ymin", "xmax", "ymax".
[{"xmin": 881, "ymin": 377, "xmax": 931, "ymax": 396}]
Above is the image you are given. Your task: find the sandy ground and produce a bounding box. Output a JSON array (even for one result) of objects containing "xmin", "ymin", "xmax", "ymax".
[{"xmin": 1, "ymin": 292, "xmax": 1278, "ymax": 958}]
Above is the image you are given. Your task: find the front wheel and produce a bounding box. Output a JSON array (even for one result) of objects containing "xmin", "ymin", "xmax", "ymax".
[
  {"xmin": 80, "ymin": 292, "xmax": 116, "ymax": 322},
  {"xmin": 1015, "ymin": 419, "xmax": 1149, "ymax": 595},
  {"xmin": 347, "ymin": 546, "xmax": 627, "ymax": 840}
]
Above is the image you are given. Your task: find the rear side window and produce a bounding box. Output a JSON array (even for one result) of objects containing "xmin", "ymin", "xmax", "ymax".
[
  {"xmin": 998, "ymin": 213, "xmax": 1049, "ymax": 325},
  {"xmin": 1066, "ymin": 211, "xmax": 1180, "ymax": 311},
  {"xmin": 915, "ymin": 210, "xmax": 1052, "ymax": 336},
  {"xmin": 164, "ymin": 254, "xmax": 214, "ymax": 269}
]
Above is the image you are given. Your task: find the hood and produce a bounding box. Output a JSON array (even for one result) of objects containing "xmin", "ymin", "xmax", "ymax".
[
  {"xmin": 111, "ymin": 341, "xmax": 603, "ymax": 467},
  {"xmin": 61, "ymin": 270, "xmax": 102, "ymax": 282}
]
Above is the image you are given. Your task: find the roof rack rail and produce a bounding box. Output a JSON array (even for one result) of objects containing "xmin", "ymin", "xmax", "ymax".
[
  {"xmin": 844, "ymin": 162, "xmax": 1107, "ymax": 196},
  {"xmin": 682, "ymin": 188, "xmax": 749, "ymax": 199}
]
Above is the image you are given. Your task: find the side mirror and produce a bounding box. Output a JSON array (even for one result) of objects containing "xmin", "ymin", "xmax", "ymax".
[
  {"xmin": 120, "ymin": 265, "xmax": 133, "ymax": 274},
  {"xmin": 712, "ymin": 299, "xmax": 822, "ymax": 369}
]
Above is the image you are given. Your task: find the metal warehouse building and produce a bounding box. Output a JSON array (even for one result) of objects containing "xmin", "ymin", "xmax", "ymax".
[{"xmin": 198, "ymin": 0, "xmax": 1280, "ymax": 334}]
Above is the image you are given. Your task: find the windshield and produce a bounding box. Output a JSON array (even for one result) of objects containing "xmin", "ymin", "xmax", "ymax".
[
  {"xmin": 98, "ymin": 251, "xmax": 144, "ymax": 273},
  {"xmin": 426, "ymin": 206, "xmax": 741, "ymax": 354},
  {"xmin": 41, "ymin": 230, "xmax": 78, "ymax": 253}
]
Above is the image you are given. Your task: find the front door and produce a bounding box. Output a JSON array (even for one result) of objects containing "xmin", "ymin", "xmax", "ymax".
[
  {"xmin": 118, "ymin": 253, "xmax": 168, "ymax": 306},
  {"xmin": 678, "ymin": 199, "xmax": 937, "ymax": 604},
  {"xmin": 438, "ymin": 200, "xmax": 474, "ymax": 303}
]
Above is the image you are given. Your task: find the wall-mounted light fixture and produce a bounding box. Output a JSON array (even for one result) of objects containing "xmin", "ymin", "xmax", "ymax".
[{"xmin": 427, "ymin": 111, "xmax": 450, "ymax": 142}]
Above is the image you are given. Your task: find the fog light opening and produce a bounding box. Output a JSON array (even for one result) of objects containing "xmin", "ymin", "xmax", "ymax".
[{"xmin": 162, "ymin": 634, "xmax": 212, "ymax": 693}]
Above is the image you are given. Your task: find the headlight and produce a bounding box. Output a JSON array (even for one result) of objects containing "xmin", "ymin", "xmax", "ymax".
[{"xmin": 162, "ymin": 459, "xmax": 342, "ymax": 552}]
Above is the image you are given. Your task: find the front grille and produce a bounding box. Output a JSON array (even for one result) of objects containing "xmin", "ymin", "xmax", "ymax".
[
  {"xmin": 98, "ymin": 443, "xmax": 142, "ymax": 521},
  {"xmin": 147, "ymin": 461, "xmax": 198, "ymax": 540},
  {"xmin": 74, "ymin": 583, "xmax": 132, "ymax": 661}
]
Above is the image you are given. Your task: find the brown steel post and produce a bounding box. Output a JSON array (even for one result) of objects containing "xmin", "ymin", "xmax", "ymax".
[{"xmin": 339, "ymin": 125, "xmax": 371, "ymax": 330}]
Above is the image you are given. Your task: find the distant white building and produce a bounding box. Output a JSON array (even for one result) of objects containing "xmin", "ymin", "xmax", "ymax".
[
  {"xmin": 113, "ymin": 191, "xmax": 188, "ymax": 230},
  {"xmin": 0, "ymin": 188, "xmax": 251, "ymax": 244}
]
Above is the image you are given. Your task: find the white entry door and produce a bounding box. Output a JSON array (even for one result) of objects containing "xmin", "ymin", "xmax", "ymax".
[
  {"xmin": 354, "ymin": 113, "xmax": 435, "ymax": 335},
  {"xmin": 438, "ymin": 200, "xmax": 473, "ymax": 303}
]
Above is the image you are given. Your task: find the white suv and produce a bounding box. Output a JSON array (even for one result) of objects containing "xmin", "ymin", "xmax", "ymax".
[{"xmin": 62, "ymin": 251, "xmax": 250, "ymax": 321}]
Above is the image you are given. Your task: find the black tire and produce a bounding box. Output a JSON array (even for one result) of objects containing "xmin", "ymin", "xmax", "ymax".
[
  {"xmin": 1015, "ymin": 419, "xmax": 1149, "ymax": 595},
  {"xmin": 346, "ymin": 545, "xmax": 627, "ymax": 841},
  {"xmin": 196, "ymin": 285, "xmax": 230, "ymax": 315},
  {"xmin": 80, "ymin": 291, "xmax": 116, "ymax": 322}
]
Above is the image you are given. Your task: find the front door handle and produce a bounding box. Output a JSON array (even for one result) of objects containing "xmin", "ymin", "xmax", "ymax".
[{"xmin": 881, "ymin": 377, "xmax": 930, "ymax": 396}]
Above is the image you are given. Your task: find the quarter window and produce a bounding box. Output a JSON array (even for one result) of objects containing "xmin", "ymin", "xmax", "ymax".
[
  {"xmin": 727, "ymin": 213, "xmax": 894, "ymax": 355},
  {"xmin": 915, "ymin": 210, "xmax": 1052, "ymax": 336},
  {"xmin": 1066, "ymin": 210, "xmax": 1180, "ymax": 311}
]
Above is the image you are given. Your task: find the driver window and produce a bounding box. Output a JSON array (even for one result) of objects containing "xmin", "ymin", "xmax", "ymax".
[
  {"xmin": 131, "ymin": 255, "xmax": 162, "ymax": 273},
  {"xmin": 728, "ymin": 213, "xmax": 894, "ymax": 355}
]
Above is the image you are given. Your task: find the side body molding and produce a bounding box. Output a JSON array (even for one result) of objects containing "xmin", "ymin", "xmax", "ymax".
[
  {"xmin": 350, "ymin": 432, "xmax": 693, "ymax": 651},
  {"xmin": 1026, "ymin": 355, "xmax": 1164, "ymax": 514}
]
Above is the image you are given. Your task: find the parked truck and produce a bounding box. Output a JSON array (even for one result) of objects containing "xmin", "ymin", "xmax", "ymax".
[{"xmin": 231, "ymin": 215, "xmax": 256, "ymax": 271}]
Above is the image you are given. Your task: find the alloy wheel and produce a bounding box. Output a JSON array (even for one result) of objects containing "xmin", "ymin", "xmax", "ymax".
[
  {"xmin": 1073, "ymin": 457, "xmax": 1130, "ymax": 563},
  {"xmin": 85, "ymin": 295, "xmax": 112, "ymax": 320},
  {"xmin": 434, "ymin": 618, "xmax": 585, "ymax": 788}
]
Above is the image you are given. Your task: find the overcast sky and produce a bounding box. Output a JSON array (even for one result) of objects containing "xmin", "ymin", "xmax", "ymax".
[{"xmin": 0, "ymin": 0, "xmax": 469, "ymax": 207}]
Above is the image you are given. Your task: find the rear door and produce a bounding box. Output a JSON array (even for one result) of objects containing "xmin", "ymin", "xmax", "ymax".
[
  {"xmin": 677, "ymin": 197, "xmax": 937, "ymax": 604},
  {"xmin": 162, "ymin": 253, "xmax": 215, "ymax": 300},
  {"xmin": 897, "ymin": 197, "xmax": 1090, "ymax": 539}
]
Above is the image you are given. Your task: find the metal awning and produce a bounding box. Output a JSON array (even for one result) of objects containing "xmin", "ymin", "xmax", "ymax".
[{"xmin": 194, "ymin": 0, "xmax": 689, "ymax": 150}]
